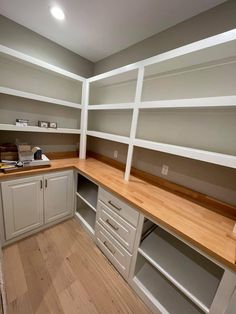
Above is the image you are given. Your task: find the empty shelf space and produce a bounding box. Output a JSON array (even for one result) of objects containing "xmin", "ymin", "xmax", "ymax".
[
  {"xmin": 87, "ymin": 131, "xmax": 130, "ymax": 144},
  {"xmin": 0, "ymin": 86, "xmax": 82, "ymax": 109},
  {"xmin": 88, "ymin": 103, "xmax": 134, "ymax": 110},
  {"xmin": 134, "ymin": 254, "xmax": 203, "ymax": 314},
  {"xmin": 77, "ymin": 173, "xmax": 98, "ymax": 210},
  {"xmin": 139, "ymin": 225, "xmax": 224, "ymax": 311},
  {"xmin": 76, "ymin": 197, "xmax": 96, "ymax": 233}
]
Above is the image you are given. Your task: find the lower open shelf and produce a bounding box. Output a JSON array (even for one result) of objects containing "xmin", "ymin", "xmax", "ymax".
[
  {"xmin": 133, "ymin": 254, "xmax": 204, "ymax": 314},
  {"xmin": 139, "ymin": 226, "xmax": 223, "ymax": 312},
  {"xmin": 76, "ymin": 196, "xmax": 96, "ymax": 235}
]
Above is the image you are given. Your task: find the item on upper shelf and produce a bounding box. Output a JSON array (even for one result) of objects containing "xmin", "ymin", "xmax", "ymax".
[
  {"xmin": 18, "ymin": 144, "xmax": 31, "ymax": 152},
  {"xmin": 15, "ymin": 119, "xmax": 29, "ymax": 127},
  {"xmin": 38, "ymin": 120, "xmax": 49, "ymax": 128},
  {"xmin": 0, "ymin": 143, "xmax": 18, "ymax": 161},
  {"xmin": 48, "ymin": 122, "xmax": 57, "ymax": 129}
]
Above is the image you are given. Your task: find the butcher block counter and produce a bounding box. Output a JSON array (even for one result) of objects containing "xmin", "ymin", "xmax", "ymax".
[{"xmin": 0, "ymin": 157, "xmax": 235, "ymax": 271}]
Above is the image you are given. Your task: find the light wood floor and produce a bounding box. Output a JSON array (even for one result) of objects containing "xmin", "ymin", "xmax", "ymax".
[{"xmin": 3, "ymin": 219, "xmax": 150, "ymax": 314}]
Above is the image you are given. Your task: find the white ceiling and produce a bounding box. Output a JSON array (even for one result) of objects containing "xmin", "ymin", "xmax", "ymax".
[{"xmin": 0, "ymin": 0, "xmax": 226, "ymax": 62}]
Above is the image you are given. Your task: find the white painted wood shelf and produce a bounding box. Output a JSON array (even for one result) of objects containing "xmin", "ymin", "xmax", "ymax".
[
  {"xmin": 87, "ymin": 130, "xmax": 130, "ymax": 144},
  {"xmin": 139, "ymin": 227, "xmax": 224, "ymax": 313},
  {"xmin": 0, "ymin": 86, "xmax": 82, "ymax": 109},
  {"xmin": 0, "ymin": 124, "xmax": 81, "ymax": 134},
  {"xmin": 88, "ymin": 103, "xmax": 134, "ymax": 110},
  {"xmin": 134, "ymin": 138, "xmax": 236, "ymax": 169},
  {"xmin": 76, "ymin": 196, "xmax": 96, "ymax": 235},
  {"xmin": 133, "ymin": 254, "xmax": 203, "ymax": 314},
  {"xmin": 0, "ymin": 44, "xmax": 85, "ymax": 82}
]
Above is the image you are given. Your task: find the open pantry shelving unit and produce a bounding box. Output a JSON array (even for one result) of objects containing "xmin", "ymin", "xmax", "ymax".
[
  {"xmin": 75, "ymin": 172, "xmax": 98, "ymax": 236},
  {"xmin": 0, "ymin": 44, "xmax": 84, "ymax": 140},
  {"xmin": 130, "ymin": 217, "xmax": 230, "ymax": 314},
  {"xmin": 79, "ymin": 29, "xmax": 236, "ymax": 180}
]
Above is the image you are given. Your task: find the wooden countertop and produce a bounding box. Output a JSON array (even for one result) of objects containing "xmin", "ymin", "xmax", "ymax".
[{"xmin": 0, "ymin": 157, "xmax": 236, "ymax": 271}]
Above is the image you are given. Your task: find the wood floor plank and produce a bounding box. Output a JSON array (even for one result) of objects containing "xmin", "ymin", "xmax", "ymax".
[
  {"xmin": 3, "ymin": 244, "xmax": 27, "ymax": 303},
  {"xmin": 3, "ymin": 219, "xmax": 150, "ymax": 314}
]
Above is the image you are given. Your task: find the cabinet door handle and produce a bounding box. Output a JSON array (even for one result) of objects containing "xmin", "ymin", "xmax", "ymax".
[
  {"xmin": 105, "ymin": 219, "xmax": 119, "ymax": 231},
  {"xmin": 108, "ymin": 200, "xmax": 121, "ymax": 211},
  {"xmin": 40, "ymin": 180, "xmax": 43, "ymax": 190},
  {"xmin": 103, "ymin": 240, "xmax": 116, "ymax": 255},
  {"xmin": 45, "ymin": 179, "xmax": 48, "ymax": 188}
]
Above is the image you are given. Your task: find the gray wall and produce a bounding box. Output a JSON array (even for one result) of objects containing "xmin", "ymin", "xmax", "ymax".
[
  {"xmin": 0, "ymin": 15, "xmax": 94, "ymax": 77},
  {"xmin": 0, "ymin": 15, "xmax": 89, "ymax": 152},
  {"xmin": 90, "ymin": 0, "xmax": 236, "ymax": 205},
  {"xmin": 94, "ymin": 0, "xmax": 236, "ymax": 74}
]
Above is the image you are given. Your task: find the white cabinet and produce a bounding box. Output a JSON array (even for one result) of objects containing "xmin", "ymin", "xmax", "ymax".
[
  {"xmin": 1, "ymin": 176, "xmax": 44, "ymax": 240},
  {"xmin": 1, "ymin": 170, "xmax": 74, "ymax": 241},
  {"xmin": 44, "ymin": 171, "xmax": 74, "ymax": 223}
]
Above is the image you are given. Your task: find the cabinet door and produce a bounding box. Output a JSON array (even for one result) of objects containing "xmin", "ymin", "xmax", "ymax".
[
  {"xmin": 44, "ymin": 171, "xmax": 74, "ymax": 223},
  {"xmin": 1, "ymin": 176, "xmax": 44, "ymax": 240}
]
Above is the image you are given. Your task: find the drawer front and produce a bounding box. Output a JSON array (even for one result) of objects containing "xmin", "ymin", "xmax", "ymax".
[
  {"xmin": 97, "ymin": 201, "xmax": 136, "ymax": 253},
  {"xmin": 98, "ymin": 188, "xmax": 139, "ymax": 227},
  {"xmin": 95, "ymin": 222, "xmax": 132, "ymax": 279}
]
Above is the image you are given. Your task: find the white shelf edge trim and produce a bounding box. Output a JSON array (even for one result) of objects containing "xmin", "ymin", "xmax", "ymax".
[
  {"xmin": 75, "ymin": 212, "xmax": 95, "ymax": 235},
  {"xmin": 88, "ymin": 103, "xmax": 134, "ymax": 110},
  {"xmin": 0, "ymin": 86, "xmax": 82, "ymax": 109},
  {"xmin": 139, "ymin": 96, "xmax": 236, "ymax": 109},
  {"xmin": 76, "ymin": 192, "xmax": 97, "ymax": 213},
  {"xmin": 0, "ymin": 124, "xmax": 81, "ymax": 134},
  {"xmin": 88, "ymin": 29, "xmax": 236, "ymax": 83},
  {"xmin": 133, "ymin": 276, "xmax": 169, "ymax": 314},
  {"xmin": 138, "ymin": 248, "xmax": 209, "ymax": 313},
  {"xmin": 134, "ymin": 139, "xmax": 236, "ymax": 169},
  {"xmin": 87, "ymin": 130, "xmax": 130, "ymax": 144},
  {"xmin": 0, "ymin": 44, "xmax": 85, "ymax": 82}
]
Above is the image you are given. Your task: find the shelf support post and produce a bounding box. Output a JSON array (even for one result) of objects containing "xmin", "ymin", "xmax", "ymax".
[
  {"xmin": 79, "ymin": 80, "xmax": 89, "ymax": 159},
  {"xmin": 124, "ymin": 66, "xmax": 144, "ymax": 181}
]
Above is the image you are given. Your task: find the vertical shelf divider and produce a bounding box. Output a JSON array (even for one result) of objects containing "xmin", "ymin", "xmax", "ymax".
[
  {"xmin": 80, "ymin": 80, "xmax": 90, "ymax": 159},
  {"xmin": 125, "ymin": 66, "xmax": 145, "ymax": 181}
]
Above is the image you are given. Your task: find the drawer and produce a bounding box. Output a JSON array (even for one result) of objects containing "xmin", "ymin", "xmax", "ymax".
[
  {"xmin": 98, "ymin": 188, "xmax": 139, "ymax": 227},
  {"xmin": 95, "ymin": 222, "xmax": 132, "ymax": 279},
  {"xmin": 97, "ymin": 200, "xmax": 136, "ymax": 253}
]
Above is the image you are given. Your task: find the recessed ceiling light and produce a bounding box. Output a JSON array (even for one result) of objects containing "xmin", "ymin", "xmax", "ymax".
[{"xmin": 50, "ymin": 6, "xmax": 65, "ymax": 20}]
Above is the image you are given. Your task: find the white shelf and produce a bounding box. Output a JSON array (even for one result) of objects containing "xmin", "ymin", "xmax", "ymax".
[
  {"xmin": 75, "ymin": 212, "xmax": 95, "ymax": 236},
  {"xmin": 87, "ymin": 130, "xmax": 130, "ymax": 144},
  {"xmin": 0, "ymin": 86, "xmax": 82, "ymax": 109},
  {"xmin": 133, "ymin": 255, "xmax": 203, "ymax": 314},
  {"xmin": 139, "ymin": 96, "xmax": 236, "ymax": 109},
  {"xmin": 88, "ymin": 103, "xmax": 134, "ymax": 110},
  {"xmin": 0, "ymin": 44, "xmax": 85, "ymax": 82},
  {"xmin": 134, "ymin": 138, "xmax": 236, "ymax": 169},
  {"xmin": 76, "ymin": 192, "xmax": 97, "ymax": 213},
  {"xmin": 139, "ymin": 227, "xmax": 223, "ymax": 312},
  {"xmin": 142, "ymin": 29, "xmax": 236, "ymax": 77},
  {"xmin": 0, "ymin": 124, "xmax": 81, "ymax": 134},
  {"xmin": 76, "ymin": 197, "xmax": 96, "ymax": 233}
]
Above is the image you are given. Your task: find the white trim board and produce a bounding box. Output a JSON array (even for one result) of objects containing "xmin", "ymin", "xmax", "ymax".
[{"xmin": 0, "ymin": 86, "xmax": 82, "ymax": 109}]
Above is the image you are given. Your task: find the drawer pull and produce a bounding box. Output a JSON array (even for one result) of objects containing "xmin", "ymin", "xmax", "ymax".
[
  {"xmin": 106, "ymin": 219, "xmax": 119, "ymax": 231},
  {"xmin": 103, "ymin": 240, "xmax": 116, "ymax": 255},
  {"xmin": 108, "ymin": 200, "xmax": 122, "ymax": 211}
]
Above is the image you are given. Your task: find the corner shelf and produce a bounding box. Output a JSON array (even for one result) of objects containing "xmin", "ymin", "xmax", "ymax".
[
  {"xmin": 88, "ymin": 103, "xmax": 134, "ymax": 110},
  {"xmin": 0, "ymin": 86, "xmax": 82, "ymax": 109},
  {"xmin": 0, "ymin": 124, "xmax": 81, "ymax": 134},
  {"xmin": 87, "ymin": 130, "xmax": 130, "ymax": 144}
]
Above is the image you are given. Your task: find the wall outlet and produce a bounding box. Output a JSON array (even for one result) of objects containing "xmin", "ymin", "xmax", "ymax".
[
  {"xmin": 161, "ymin": 164, "xmax": 169, "ymax": 176},
  {"xmin": 114, "ymin": 150, "xmax": 118, "ymax": 159}
]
